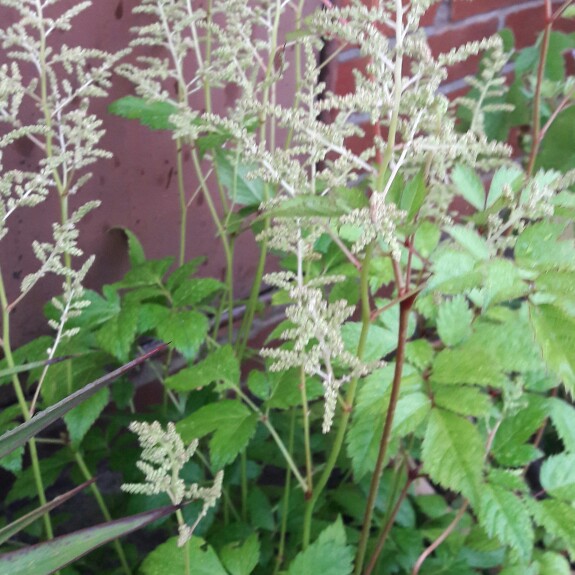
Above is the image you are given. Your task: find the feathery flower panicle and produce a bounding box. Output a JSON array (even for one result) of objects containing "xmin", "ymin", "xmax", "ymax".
[{"xmin": 122, "ymin": 421, "xmax": 224, "ymax": 547}]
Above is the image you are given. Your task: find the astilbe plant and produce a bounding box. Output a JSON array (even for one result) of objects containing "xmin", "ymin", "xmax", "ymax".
[{"xmin": 2, "ymin": 0, "xmax": 575, "ymax": 574}]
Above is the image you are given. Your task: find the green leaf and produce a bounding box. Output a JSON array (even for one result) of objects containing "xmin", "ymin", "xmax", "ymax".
[
  {"xmin": 220, "ymin": 533, "xmax": 260, "ymax": 575},
  {"xmin": 400, "ymin": 169, "xmax": 427, "ymax": 221},
  {"xmin": 172, "ymin": 278, "xmax": 225, "ymax": 307},
  {"xmin": 478, "ymin": 484, "xmax": 534, "ymax": 561},
  {"xmin": 431, "ymin": 348, "xmax": 503, "ymax": 387},
  {"xmin": 138, "ymin": 304, "xmax": 171, "ymax": 334},
  {"xmin": 165, "ymin": 345, "xmax": 239, "ymax": 392},
  {"xmin": 108, "ymin": 96, "xmax": 178, "ymax": 130},
  {"xmin": 452, "ymin": 164, "xmax": 485, "ymax": 211},
  {"xmin": 263, "ymin": 194, "xmax": 355, "ymax": 219},
  {"xmin": 422, "ymin": 408, "xmax": 483, "ymax": 503},
  {"xmin": 140, "ymin": 536, "xmax": 228, "ymax": 575},
  {"xmin": 427, "ymin": 249, "xmax": 483, "ymax": 295},
  {"xmin": 515, "ymin": 223, "xmax": 575, "ymax": 272},
  {"xmin": 0, "ymin": 480, "xmax": 95, "ymax": 546},
  {"xmin": 414, "ymin": 221, "xmax": 440, "ymax": 258},
  {"xmin": 0, "ymin": 506, "xmax": 178, "ymax": 575},
  {"xmin": 529, "ymin": 303, "xmax": 575, "ymax": 395},
  {"xmin": 0, "ymin": 344, "xmax": 167, "ymax": 460},
  {"xmin": 540, "ymin": 453, "xmax": 575, "ymax": 500},
  {"xmin": 266, "ymin": 370, "xmax": 323, "ymax": 409},
  {"xmin": 341, "ymin": 322, "xmax": 397, "ymax": 361},
  {"xmin": 177, "ymin": 400, "xmax": 258, "ymax": 469},
  {"xmin": 492, "ymin": 394, "xmax": 548, "ymax": 467},
  {"xmin": 165, "ymin": 258, "xmax": 206, "ymax": 291},
  {"xmin": 287, "ymin": 517, "xmax": 354, "ymax": 575},
  {"xmin": 436, "ymin": 296, "xmax": 473, "ymax": 347},
  {"xmin": 536, "ymin": 551, "xmax": 571, "ymax": 575},
  {"xmin": 486, "ymin": 166, "xmax": 523, "ymax": 208},
  {"xmin": 113, "ymin": 227, "xmax": 146, "ymax": 266},
  {"xmin": 404, "ymin": 339, "xmax": 435, "ymax": 371},
  {"xmin": 248, "ymin": 487, "xmax": 275, "ymax": 531},
  {"xmin": 446, "ymin": 226, "xmax": 490, "ymax": 260},
  {"xmin": 214, "ymin": 149, "xmax": 266, "ymax": 207},
  {"xmin": 96, "ymin": 302, "xmax": 139, "ymax": 362},
  {"xmin": 433, "ymin": 384, "xmax": 491, "ymax": 418},
  {"xmin": 156, "ymin": 309, "xmax": 209, "ymax": 361},
  {"xmin": 549, "ymin": 397, "xmax": 575, "ymax": 452},
  {"xmin": 64, "ymin": 388, "xmax": 109, "ymax": 448},
  {"xmin": 528, "ymin": 498, "xmax": 575, "ymax": 560},
  {"xmin": 116, "ymin": 258, "xmax": 174, "ymax": 289}
]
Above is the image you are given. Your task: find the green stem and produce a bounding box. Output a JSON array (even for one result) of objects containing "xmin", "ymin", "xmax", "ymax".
[
  {"xmin": 176, "ymin": 138, "xmax": 187, "ymax": 267},
  {"xmin": 527, "ymin": 0, "xmax": 552, "ymax": 177},
  {"xmin": 240, "ymin": 448, "xmax": 248, "ymax": 521},
  {"xmin": 302, "ymin": 244, "xmax": 373, "ymax": 548},
  {"xmin": 176, "ymin": 509, "xmax": 192, "ymax": 575},
  {"xmin": 300, "ymin": 366, "xmax": 313, "ymax": 496},
  {"xmin": 0, "ymin": 266, "xmax": 54, "ymax": 540},
  {"xmin": 273, "ymin": 410, "xmax": 295, "ymax": 575},
  {"xmin": 354, "ymin": 298, "xmax": 413, "ymax": 575},
  {"xmin": 73, "ymin": 450, "xmax": 132, "ymax": 575}
]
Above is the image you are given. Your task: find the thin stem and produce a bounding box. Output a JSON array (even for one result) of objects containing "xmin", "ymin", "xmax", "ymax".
[
  {"xmin": 411, "ymin": 501, "xmax": 469, "ymax": 575},
  {"xmin": 176, "ymin": 138, "xmax": 188, "ymax": 267},
  {"xmin": 354, "ymin": 297, "xmax": 413, "ymax": 575},
  {"xmin": 527, "ymin": 0, "xmax": 553, "ymax": 177},
  {"xmin": 300, "ymin": 366, "xmax": 313, "ymax": 495},
  {"xmin": 176, "ymin": 509, "xmax": 192, "ymax": 575},
  {"xmin": 273, "ymin": 409, "xmax": 295, "ymax": 575},
  {"xmin": 73, "ymin": 450, "xmax": 132, "ymax": 575},
  {"xmin": 365, "ymin": 471, "xmax": 413, "ymax": 575},
  {"xmin": 240, "ymin": 448, "xmax": 248, "ymax": 521},
  {"xmin": 0, "ymin": 266, "xmax": 54, "ymax": 540},
  {"xmin": 302, "ymin": 244, "xmax": 374, "ymax": 548}
]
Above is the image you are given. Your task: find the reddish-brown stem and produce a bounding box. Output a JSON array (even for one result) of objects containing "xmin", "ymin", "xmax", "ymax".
[
  {"xmin": 412, "ymin": 501, "xmax": 470, "ymax": 575},
  {"xmin": 354, "ymin": 296, "xmax": 414, "ymax": 574},
  {"xmin": 552, "ymin": 0, "xmax": 574, "ymax": 22},
  {"xmin": 370, "ymin": 285, "xmax": 423, "ymax": 322},
  {"xmin": 526, "ymin": 0, "xmax": 553, "ymax": 177},
  {"xmin": 364, "ymin": 474, "xmax": 413, "ymax": 575}
]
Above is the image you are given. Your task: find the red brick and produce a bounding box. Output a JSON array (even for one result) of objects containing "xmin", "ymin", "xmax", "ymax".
[
  {"xmin": 428, "ymin": 17, "xmax": 499, "ymax": 81},
  {"xmin": 505, "ymin": 4, "xmax": 575, "ymax": 49},
  {"xmin": 451, "ymin": 0, "xmax": 523, "ymax": 21},
  {"xmin": 331, "ymin": 56, "xmax": 370, "ymax": 96}
]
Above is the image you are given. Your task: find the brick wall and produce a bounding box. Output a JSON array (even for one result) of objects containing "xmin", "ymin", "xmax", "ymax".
[{"xmin": 328, "ymin": 0, "xmax": 574, "ymax": 102}]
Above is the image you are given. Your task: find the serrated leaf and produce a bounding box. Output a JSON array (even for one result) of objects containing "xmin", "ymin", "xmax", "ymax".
[
  {"xmin": 478, "ymin": 484, "xmax": 534, "ymax": 561},
  {"xmin": 247, "ymin": 487, "xmax": 275, "ymax": 531},
  {"xmin": 114, "ymin": 227, "xmax": 146, "ymax": 266},
  {"xmin": 446, "ymin": 226, "xmax": 490, "ymax": 260},
  {"xmin": 138, "ymin": 304, "xmax": 171, "ymax": 334},
  {"xmin": 486, "ymin": 166, "xmax": 524, "ymax": 208},
  {"xmin": 515, "ymin": 223, "xmax": 575, "ymax": 272},
  {"xmin": 431, "ymin": 348, "xmax": 503, "ymax": 387},
  {"xmin": 549, "ymin": 397, "xmax": 575, "ymax": 452},
  {"xmin": 172, "ymin": 278, "xmax": 225, "ymax": 307},
  {"xmin": 116, "ymin": 258, "xmax": 174, "ymax": 289},
  {"xmin": 433, "ymin": 384, "xmax": 491, "ymax": 417},
  {"xmin": 529, "ymin": 303, "xmax": 575, "ymax": 395},
  {"xmin": 177, "ymin": 400, "xmax": 258, "ymax": 469},
  {"xmin": 414, "ymin": 221, "xmax": 440, "ymax": 258},
  {"xmin": 165, "ymin": 258, "xmax": 206, "ymax": 291},
  {"xmin": 404, "ymin": 339, "xmax": 435, "ymax": 370},
  {"xmin": 528, "ymin": 498, "xmax": 575, "ymax": 560},
  {"xmin": 427, "ymin": 249, "xmax": 483, "ymax": 295},
  {"xmin": 422, "ymin": 408, "xmax": 483, "ymax": 503},
  {"xmin": 165, "ymin": 345, "xmax": 239, "ymax": 392},
  {"xmin": 436, "ymin": 296, "xmax": 473, "ymax": 346},
  {"xmin": 287, "ymin": 517, "xmax": 353, "ymax": 575},
  {"xmin": 64, "ymin": 388, "xmax": 109, "ymax": 448},
  {"xmin": 266, "ymin": 370, "xmax": 323, "ymax": 409},
  {"xmin": 214, "ymin": 149, "xmax": 266, "ymax": 207},
  {"xmin": 536, "ymin": 551, "xmax": 571, "ymax": 575},
  {"xmin": 452, "ymin": 164, "xmax": 485, "ymax": 210},
  {"xmin": 140, "ymin": 536, "xmax": 227, "ymax": 575},
  {"xmin": 540, "ymin": 453, "xmax": 575, "ymax": 500},
  {"xmin": 220, "ymin": 533, "xmax": 260, "ymax": 575},
  {"xmin": 96, "ymin": 303, "xmax": 139, "ymax": 362},
  {"xmin": 0, "ymin": 506, "xmax": 178, "ymax": 575},
  {"xmin": 341, "ymin": 322, "xmax": 397, "ymax": 361},
  {"xmin": 108, "ymin": 96, "xmax": 178, "ymax": 130},
  {"xmin": 156, "ymin": 310, "xmax": 209, "ymax": 360},
  {"xmin": 400, "ymin": 169, "xmax": 427, "ymax": 221},
  {"xmin": 0, "ymin": 445, "xmax": 24, "ymax": 474},
  {"xmin": 492, "ymin": 395, "xmax": 548, "ymax": 467}
]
